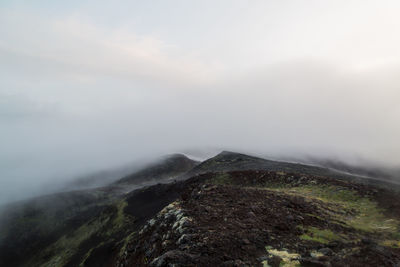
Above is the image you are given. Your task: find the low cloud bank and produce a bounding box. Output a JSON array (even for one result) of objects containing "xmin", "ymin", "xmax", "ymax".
[{"xmin": 1, "ymin": 6, "xmax": 400, "ymax": 204}]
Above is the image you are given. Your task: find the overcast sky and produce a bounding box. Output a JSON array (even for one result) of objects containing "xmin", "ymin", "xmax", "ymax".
[{"xmin": 1, "ymin": 1, "xmax": 400, "ymax": 203}]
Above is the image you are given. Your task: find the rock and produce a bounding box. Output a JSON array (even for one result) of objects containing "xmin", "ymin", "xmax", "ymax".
[
  {"xmin": 224, "ymin": 259, "xmax": 248, "ymax": 267},
  {"xmin": 148, "ymin": 218, "xmax": 156, "ymax": 227},
  {"xmin": 149, "ymin": 250, "xmax": 196, "ymax": 267},
  {"xmin": 361, "ymin": 238, "xmax": 375, "ymax": 245},
  {"xmin": 176, "ymin": 234, "xmax": 195, "ymax": 245},
  {"xmin": 317, "ymin": 256, "xmax": 330, "ymax": 262},
  {"xmin": 247, "ymin": 211, "xmax": 256, "ymax": 218},
  {"xmin": 286, "ymin": 215, "xmax": 294, "ymax": 221},
  {"xmin": 300, "ymin": 258, "xmax": 331, "ymax": 267},
  {"xmin": 161, "ymin": 240, "xmax": 169, "ymax": 248},
  {"xmin": 267, "ymin": 255, "xmax": 282, "ymax": 267},
  {"xmin": 327, "ymin": 241, "xmax": 340, "ymax": 248},
  {"xmin": 310, "ymin": 251, "xmax": 324, "ymax": 258},
  {"xmin": 145, "ymin": 248, "xmax": 154, "ymax": 257},
  {"xmin": 318, "ymin": 248, "xmax": 333, "ymax": 256},
  {"xmin": 258, "ymin": 255, "xmax": 269, "ymax": 262},
  {"xmin": 275, "ymin": 223, "xmax": 289, "ymax": 231},
  {"xmin": 150, "ymin": 233, "xmax": 159, "ymax": 243},
  {"xmin": 371, "ymin": 245, "xmax": 392, "ymax": 257},
  {"xmin": 222, "ymin": 260, "xmax": 235, "ymax": 266}
]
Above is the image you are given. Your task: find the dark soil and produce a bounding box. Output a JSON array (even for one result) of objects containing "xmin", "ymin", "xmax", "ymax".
[{"xmin": 119, "ymin": 170, "xmax": 400, "ymax": 267}]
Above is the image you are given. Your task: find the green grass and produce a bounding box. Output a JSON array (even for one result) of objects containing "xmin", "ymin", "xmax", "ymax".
[
  {"xmin": 300, "ymin": 226, "xmax": 345, "ymax": 244},
  {"xmin": 271, "ymin": 185, "xmax": 399, "ymax": 233},
  {"xmin": 268, "ymin": 184, "xmax": 400, "ymax": 248},
  {"xmin": 113, "ymin": 200, "xmax": 128, "ymax": 227},
  {"xmin": 79, "ymin": 245, "xmax": 97, "ymax": 267},
  {"xmin": 271, "ymin": 184, "xmax": 359, "ymax": 202},
  {"xmin": 118, "ymin": 231, "xmax": 136, "ymax": 257},
  {"xmin": 32, "ymin": 214, "xmax": 110, "ymax": 266},
  {"xmin": 24, "ymin": 199, "xmax": 134, "ymax": 267},
  {"xmin": 209, "ymin": 174, "xmax": 400, "ymax": 248},
  {"xmin": 381, "ymin": 239, "xmax": 400, "ymax": 248}
]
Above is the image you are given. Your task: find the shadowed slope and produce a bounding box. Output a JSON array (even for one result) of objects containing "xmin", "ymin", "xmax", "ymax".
[{"xmin": 116, "ymin": 154, "xmax": 199, "ymax": 185}]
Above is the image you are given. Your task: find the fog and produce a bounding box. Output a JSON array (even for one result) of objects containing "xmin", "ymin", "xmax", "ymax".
[{"xmin": 1, "ymin": 1, "xmax": 400, "ymax": 204}]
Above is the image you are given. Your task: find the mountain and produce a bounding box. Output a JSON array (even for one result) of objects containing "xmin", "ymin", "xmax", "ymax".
[
  {"xmin": 307, "ymin": 157, "xmax": 400, "ymax": 183},
  {"xmin": 116, "ymin": 154, "xmax": 199, "ymax": 185},
  {"xmin": 0, "ymin": 154, "xmax": 198, "ymax": 267},
  {"xmin": 1, "ymin": 151, "xmax": 400, "ymax": 266},
  {"xmin": 186, "ymin": 151, "xmax": 400, "ymax": 189},
  {"xmin": 187, "ymin": 150, "xmax": 344, "ymax": 175},
  {"xmin": 62, "ymin": 154, "xmax": 199, "ymax": 191}
]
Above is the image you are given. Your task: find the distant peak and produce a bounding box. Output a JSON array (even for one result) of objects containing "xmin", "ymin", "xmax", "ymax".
[
  {"xmin": 216, "ymin": 151, "xmax": 243, "ymax": 157},
  {"xmin": 218, "ymin": 150, "xmax": 236, "ymax": 155},
  {"xmin": 164, "ymin": 153, "xmax": 189, "ymax": 159},
  {"xmin": 214, "ymin": 151, "xmax": 260, "ymax": 159},
  {"xmin": 162, "ymin": 153, "xmax": 200, "ymax": 165}
]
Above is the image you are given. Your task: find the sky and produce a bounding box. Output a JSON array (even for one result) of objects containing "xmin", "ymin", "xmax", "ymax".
[{"xmin": 1, "ymin": 1, "xmax": 400, "ymax": 203}]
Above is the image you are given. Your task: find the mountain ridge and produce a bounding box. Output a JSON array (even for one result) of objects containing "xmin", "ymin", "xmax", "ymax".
[{"xmin": 1, "ymin": 151, "xmax": 400, "ymax": 266}]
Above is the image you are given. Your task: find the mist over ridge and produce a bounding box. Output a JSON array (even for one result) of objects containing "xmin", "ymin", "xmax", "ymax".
[{"xmin": 1, "ymin": 1, "xmax": 400, "ymax": 204}]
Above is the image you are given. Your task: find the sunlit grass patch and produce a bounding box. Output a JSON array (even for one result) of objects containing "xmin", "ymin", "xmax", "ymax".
[{"xmin": 270, "ymin": 185, "xmax": 399, "ymax": 235}]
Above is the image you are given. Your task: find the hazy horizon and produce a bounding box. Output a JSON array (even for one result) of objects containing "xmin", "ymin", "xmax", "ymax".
[{"xmin": 1, "ymin": 1, "xmax": 400, "ymax": 204}]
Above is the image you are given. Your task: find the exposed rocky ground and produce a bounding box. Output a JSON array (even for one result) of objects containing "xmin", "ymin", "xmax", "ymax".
[
  {"xmin": 1, "ymin": 152, "xmax": 400, "ymax": 266},
  {"xmin": 118, "ymin": 170, "xmax": 400, "ymax": 267}
]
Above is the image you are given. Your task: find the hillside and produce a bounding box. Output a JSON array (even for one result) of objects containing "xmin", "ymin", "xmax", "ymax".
[
  {"xmin": 1, "ymin": 152, "xmax": 400, "ymax": 266},
  {"xmin": 116, "ymin": 154, "xmax": 199, "ymax": 185},
  {"xmin": 0, "ymin": 154, "xmax": 198, "ymax": 267},
  {"xmin": 187, "ymin": 151, "xmax": 400, "ymax": 190},
  {"xmin": 120, "ymin": 171, "xmax": 400, "ymax": 266}
]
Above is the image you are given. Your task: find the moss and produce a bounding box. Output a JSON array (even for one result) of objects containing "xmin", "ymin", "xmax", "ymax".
[
  {"xmin": 300, "ymin": 227, "xmax": 345, "ymax": 244},
  {"xmin": 113, "ymin": 200, "xmax": 128, "ymax": 227},
  {"xmin": 310, "ymin": 250, "xmax": 325, "ymax": 258},
  {"xmin": 381, "ymin": 239, "xmax": 400, "ymax": 248},
  {"xmin": 24, "ymin": 199, "xmax": 135, "ymax": 267},
  {"xmin": 118, "ymin": 231, "xmax": 136, "ymax": 257},
  {"xmin": 33, "ymin": 216, "xmax": 108, "ymax": 266},
  {"xmin": 79, "ymin": 242, "xmax": 102, "ymax": 267},
  {"xmin": 271, "ymin": 185, "xmax": 400, "ymax": 235},
  {"xmin": 211, "ymin": 173, "xmax": 232, "ymax": 185},
  {"xmin": 267, "ymin": 184, "xmax": 400, "ymax": 249},
  {"xmin": 271, "ymin": 184, "xmax": 359, "ymax": 202},
  {"xmin": 265, "ymin": 247, "xmax": 300, "ymax": 267}
]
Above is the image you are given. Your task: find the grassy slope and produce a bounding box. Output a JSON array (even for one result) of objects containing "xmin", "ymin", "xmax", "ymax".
[
  {"xmin": 209, "ymin": 171, "xmax": 400, "ymax": 249},
  {"xmin": 0, "ymin": 154, "xmax": 198, "ymax": 266}
]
